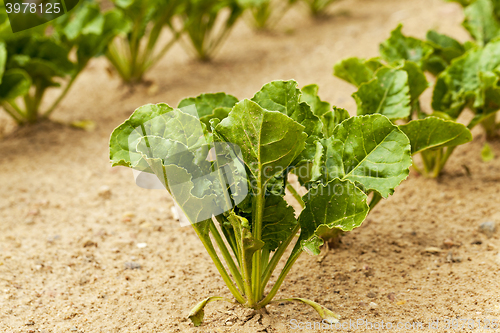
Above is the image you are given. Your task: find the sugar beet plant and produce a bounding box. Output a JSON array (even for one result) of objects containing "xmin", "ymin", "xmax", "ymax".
[
  {"xmin": 0, "ymin": 2, "xmax": 126, "ymax": 124},
  {"xmin": 109, "ymin": 80, "xmax": 413, "ymax": 325},
  {"xmin": 242, "ymin": 0, "xmax": 297, "ymax": 30},
  {"xmin": 104, "ymin": 0, "xmax": 182, "ymax": 83},
  {"xmin": 334, "ymin": 24, "xmax": 474, "ymax": 178}
]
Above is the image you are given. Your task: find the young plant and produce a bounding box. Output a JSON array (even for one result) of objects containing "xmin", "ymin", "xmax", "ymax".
[
  {"xmin": 242, "ymin": 0, "xmax": 297, "ymax": 30},
  {"xmin": 0, "ymin": 2, "xmax": 125, "ymax": 124},
  {"xmin": 179, "ymin": 0, "xmax": 246, "ymax": 61},
  {"xmin": 109, "ymin": 80, "xmax": 412, "ymax": 325},
  {"xmin": 334, "ymin": 24, "xmax": 473, "ymax": 178},
  {"xmin": 301, "ymin": 0, "xmax": 340, "ymax": 17},
  {"xmin": 104, "ymin": 0, "xmax": 183, "ymax": 83}
]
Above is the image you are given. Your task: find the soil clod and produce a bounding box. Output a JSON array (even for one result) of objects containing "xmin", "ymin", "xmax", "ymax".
[{"xmin": 479, "ymin": 221, "xmax": 497, "ymax": 238}]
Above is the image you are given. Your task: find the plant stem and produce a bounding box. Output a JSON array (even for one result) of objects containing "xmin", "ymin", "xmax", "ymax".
[
  {"xmin": 208, "ymin": 221, "xmax": 245, "ymax": 293},
  {"xmin": 251, "ymin": 183, "xmax": 265, "ymax": 301},
  {"xmin": 480, "ymin": 112, "xmax": 498, "ymax": 139},
  {"xmin": 43, "ymin": 73, "xmax": 80, "ymax": 118},
  {"xmin": 286, "ymin": 183, "xmax": 304, "ymax": 208},
  {"xmin": 227, "ymin": 213, "xmax": 254, "ymax": 306},
  {"xmin": 1, "ymin": 102, "xmax": 24, "ymax": 124},
  {"xmin": 369, "ymin": 192, "xmax": 383, "ymax": 211},
  {"xmin": 259, "ymin": 223, "xmax": 301, "ymax": 297},
  {"xmin": 191, "ymin": 221, "xmax": 246, "ymax": 304},
  {"xmin": 411, "ymin": 161, "xmax": 423, "ymax": 175},
  {"xmin": 432, "ymin": 148, "xmax": 443, "ymax": 178},
  {"xmin": 257, "ymin": 243, "xmax": 303, "ymax": 308}
]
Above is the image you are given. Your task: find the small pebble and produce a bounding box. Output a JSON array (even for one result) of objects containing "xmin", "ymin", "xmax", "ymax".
[
  {"xmin": 396, "ymin": 300, "xmax": 406, "ymax": 305},
  {"xmin": 83, "ymin": 240, "xmax": 97, "ymax": 248},
  {"xmin": 367, "ymin": 291, "xmax": 377, "ymax": 298},
  {"xmin": 487, "ymin": 243, "xmax": 497, "ymax": 251},
  {"xmin": 479, "ymin": 221, "xmax": 497, "ymax": 238},
  {"xmin": 369, "ymin": 302, "xmax": 378, "ymax": 309},
  {"xmin": 26, "ymin": 321, "xmax": 35, "ymax": 326},
  {"xmin": 225, "ymin": 321, "xmax": 233, "ymax": 326},
  {"xmin": 71, "ymin": 327, "xmax": 78, "ymax": 332},
  {"xmin": 124, "ymin": 262, "xmax": 141, "ymax": 270},
  {"xmin": 424, "ymin": 247, "xmax": 442, "ymax": 254},
  {"xmin": 443, "ymin": 239, "xmax": 454, "ymax": 248},
  {"xmin": 171, "ymin": 206, "xmax": 179, "ymax": 221},
  {"xmin": 387, "ymin": 292, "xmax": 396, "ymax": 301},
  {"xmin": 98, "ymin": 186, "xmax": 112, "ymax": 199},
  {"xmin": 137, "ymin": 243, "xmax": 147, "ymax": 249}
]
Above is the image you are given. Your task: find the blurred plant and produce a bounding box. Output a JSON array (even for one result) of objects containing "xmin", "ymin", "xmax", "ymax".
[
  {"xmin": 179, "ymin": 0, "xmax": 247, "ymax": 61},
  {"xmin": 0, "ymin": 2, "xmax": 125, "ymax": 124},
  {"xmin": 302, "ymin": 0, "xmax": 340, "ymax": 17},
  {"xmin": 104, "ymin": 0, "xmax": 182, "ymax": 83},
  {"xmin": 242, "ymin": 0, "xmax": 297, "ymax": 30}
]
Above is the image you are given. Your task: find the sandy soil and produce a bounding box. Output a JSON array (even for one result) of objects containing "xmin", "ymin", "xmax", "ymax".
[{"xmin": 1, "ymin": 0, "xmax": 499, "ymax": 332}]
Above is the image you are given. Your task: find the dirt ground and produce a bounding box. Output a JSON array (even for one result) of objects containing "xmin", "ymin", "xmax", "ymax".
[{"xmin": 1, "ymin": 0, "xmax": 499, "ymax": 332}]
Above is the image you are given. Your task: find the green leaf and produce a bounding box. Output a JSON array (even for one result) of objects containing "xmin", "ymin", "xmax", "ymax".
[
  {"xmin": 481, "ymin": 142, "xmax": 495, "ymax": 162},
  {"xmin": 463, "ymin": 0, "xmax": 500, "ymax": 45},
  {"xmin": 261, "ymin": 195, "xmax": 298, "ymax": 251},
  {"xmin": 353, "ymin": 67, "xmax": 411, "ymax": 120},
  {"xmin": 400, "ymin": 61, "xmax": 429, "ymax": 104},
  {"xmin": 252, "ymin": 80, "xmax": 322, "ymax": 138},
  {"xmin": 178, "ymin": 92, "xmax": 239, "ymax": 129},
  {"xmin": 333, "ymin": 57, "xmax": 377, "ymax": 87},
  {"xmin": 0, "ymin": 42, "xmax": 6, "ymax": 84},
  {"xmin": 300, "ymin": 84, "xmax": 340, "ymax": 138},
  {"xmin": 399, "ymin": 117, "xmax": 473, "ymax": 155},
  {"xmin": 109, "ymin": 103, "xmax": 210, "ymax": 172},
  {"xmin": 298, "ymin": 178, "xmax": 369, "ymax": 255},
  {"xmin": 379, "ymin": 24, "xmax": 434, "ymax": 68},
  {"xmin": 425, "ymin": 30, "xmax": 465, "ymax": 75},
  {"xmin": 215, "ymin": 99, "xmax": 307, "ymax": 186},
  {"xmin": 188, "ymin": 297, "xmax": 231, "ymax": 327},
  {"xmin": 0, "ymin": 69, "xmax": 31, "ymax": 100},
  {"xmin": 323, "ymin": 114, "xmax": 412, "ymax": 198}
]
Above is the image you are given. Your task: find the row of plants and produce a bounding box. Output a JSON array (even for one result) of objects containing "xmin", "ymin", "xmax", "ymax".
[
  {"xmin": 0, "ymin": 0, "xmax": 342, "ymax": 125},
  {"xmin": 107, "ymin": 0, "xmax": 500, "ymax": 325},
  {"xmin": 334, "ymin": 0, "xmax": 500, "ymax": 177}
]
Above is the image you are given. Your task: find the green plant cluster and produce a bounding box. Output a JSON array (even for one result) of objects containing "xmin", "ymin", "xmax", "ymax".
[
  {"xmin": 109, "ymin": 79, "xmax": 416, "ymax": 325},
  {"xmin": 334, "ymin": 0, "xmax": 500, "ymax": 177}
]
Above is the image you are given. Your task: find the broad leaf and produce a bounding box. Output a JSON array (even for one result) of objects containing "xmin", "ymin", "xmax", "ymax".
[
  {"xmin": 298, "ymin": 178, "xmax": 369, "ymax": 255},
  {"xmin": 425, "ymin": 30, "xmax": 465, "ymax": 75},
  {"xmin": 400, "ymin": 61, "xmax": 429, "ymax": 104},
  {"xmin": 0, "ymin": 69, "xmax": 31, "ymax": 100},
  {"xmin": 399, "ymin": 117, "xmax": 473, "ymax": 155},
  {"xmin": 333, "ymin": 57, "xmax": 376, "ymax": 87},
  {"xmin": 463, "ymin": 0, "xmax": 500, "ymax": 45},
  {"xmin": 353, "ymin": 67, "xmax": 411, "ymax": 120},
  {"xmin": 261, "ymin": 195, "xmax": 298, "ymax": 251},
  {"xmin": 323, "ymin": 114, "xmax": 412, "ymax": 198},
  {"xmin": 178, "ymin": 92, "xmax": 239, "ymax": 129},
  {"xmin": 300, "ymin": 84, "xmax": 340, "ymax": 138},
  {"xmin": 252, "ymin": 80, "xmax": 322, "ymax": 138},
  {"xmin": 379, "ymin": 24, "xmax": 433, "ymax": 68},
  {"xmin": 0, "ymin": 42, "xmax": 6, "ymax": 84},
  {"xmin": 215, "ymin": 99, "xmax": 307, "ymax": 186}
]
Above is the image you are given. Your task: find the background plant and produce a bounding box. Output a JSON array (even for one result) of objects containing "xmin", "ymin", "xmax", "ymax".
[
  {"xmin": 242, "ymin": 0, "xmax": 297, "ymax": 30},
  {"xmin": 301, "ymin": 0, "xmax": 341, "ymax": 17},
  {"xmin": 334, "ymin": 24, "xmax": 474, "ymax": 178},
  {"xmin": 104, "ymin": 0, "xmax": 182, "ymax": 83},
  {"xmin": 109, "ymin": 80, "xmax": 412, "ymax": 325},
  {"xmin": 0, "ymin": 2, "xmax": 126, "ymax": 124}
]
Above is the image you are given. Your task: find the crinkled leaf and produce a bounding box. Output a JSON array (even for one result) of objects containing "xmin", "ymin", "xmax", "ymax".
[
  {"xmin": 252, "ymin": 80, "xmax": 322, "ymax": 138},
  {"xmin": 463, "ymin": 0, "xmax": 500, "ymax": 45},
  {"xmin": 0, "ymin": 68, "xmax": 31, "ymax": 100},
  {"xmin": 379, "ymin": 24, "xmax": 433, "ymax": 68},
  {"xmin": 400, "ymin": 61, "xmax": 429, "ymax": 104},
  {"xmin": 353, "ymin": 67, "xmax": 411, "ymax": 120},
  {"xmin": 261, "ymin": 195, "xmax": 298, "ymax": 251},
  {"xmin": 333, "ymin": 57, "xmax": 377, "ymax": 87},
  {"xmin": 323, "ymin": 114, "xmax": 412, "ymax": 198},
  {"xmin": 399, "ymin": 117, "xmax": 472, "ymax": 155},
  {"xmin": 216, "ymin": 99, "xmax": 307, "ymax": 186},
  {"xmin": 300, "ymin": 84, "xmax": 341, "ymax": 138},
  {"xmin": 178, "ymin": 92, "xmax": 239, "ymax": 129},
  {"xmin": 425, "ymin": 30, "xmax": 465, "ymax": 75},
  {"xmin": 298, "ymin": 178, "xmax": 369, "ymax": 255},
  {"xmin": 432, "ymin": 40, "xmax": 500, "ymax": 118},
  {"xmin": 109, "ymin": 103, "xmax": 210, "ymax": 172}
]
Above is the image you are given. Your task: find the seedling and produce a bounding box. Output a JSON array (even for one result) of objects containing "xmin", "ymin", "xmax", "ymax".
[
  {"xmin": 0, "ymin": 2, "xmax": 126, "ymax": 124},
  {"xmin": 334, "ymin": 24, "xmax": 473, "ymax": 178},
  {"xmin": 109, "ymin": 80, "xmax": 412, "ymax": 325}
]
